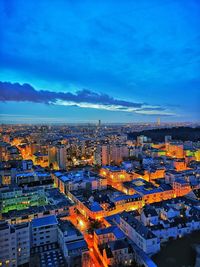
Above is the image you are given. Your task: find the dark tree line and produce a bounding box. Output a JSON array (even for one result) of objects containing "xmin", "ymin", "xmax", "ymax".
[{"xmin": 128, "ymin": 127, "xmax": 200, "ymax": 142}]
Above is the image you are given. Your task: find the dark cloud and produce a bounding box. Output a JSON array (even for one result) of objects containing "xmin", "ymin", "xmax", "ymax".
[
  {"xmin": 0, "ymin": 81, "xmax": 175, "ymax": 116},
  {"xmin": 0, "ymin": 81, "xmax": 142, "ymax": 108}
]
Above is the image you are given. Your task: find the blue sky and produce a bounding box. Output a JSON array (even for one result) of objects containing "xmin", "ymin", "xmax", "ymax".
[{"xmin": 0, "ymin": 0, "xmax": 199, "ymax": 123}]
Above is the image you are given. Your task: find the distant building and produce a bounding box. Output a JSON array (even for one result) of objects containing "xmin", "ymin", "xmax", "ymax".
[
  {"xmin": 57, "ymin": 145, "xmax": 67, "ymax": 170},
  {"xmin": 137, "ymin": 135, "xmax": 148, "ymax": 145},
  {"xmin": 52, "ymin": 170, "xmax": 107, "ymax": 194},
  {"xmin": 166, "ymin": 142, "xmax": 184, "ymax": 158},
  {"xmin": 93, "ymin": 145, "xmax": 102, "ymax": 165},
  {"xmin": 48, "ymin": 145, "xmax": 57, "ymax": 167},
  {"xmin": 101, "ymin": 144, "xmax": 129, "ymax": 165},
  {"xmin": 165, "ymin": 135, "xmax": 172, "ymax": 143}
]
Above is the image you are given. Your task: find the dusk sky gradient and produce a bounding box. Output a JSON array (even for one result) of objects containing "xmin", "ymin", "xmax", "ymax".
[{"xmin": 0, "ymin": 0, "xmax": 199, "ymax": 123}]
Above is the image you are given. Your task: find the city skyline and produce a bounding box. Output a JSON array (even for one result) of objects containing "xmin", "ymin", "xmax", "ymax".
[{"xmin": 0, "ymin": 0, "xmax": 200, "ymax": 123}]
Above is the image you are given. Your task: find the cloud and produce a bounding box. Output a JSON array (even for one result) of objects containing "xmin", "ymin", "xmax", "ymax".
[
  {"xmin": 135, "ymin": 110, "xmax": 175, "ymax": 116},
  {"xmin": 0, "ymin": 81, "xmax": 174, "ymax": 116}
]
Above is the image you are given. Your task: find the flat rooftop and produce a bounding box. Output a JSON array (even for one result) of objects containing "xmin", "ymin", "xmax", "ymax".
[
  {"xmin": 32, "ymin": 215, "xmax": 58, "ymax": 228},
  {"xmin": 66, "ymin": 239, "xmax": 88, "ymax": 252},
  {"xmin": 124, "ymin": 179, "xmax": 163, "ymax": 195}
]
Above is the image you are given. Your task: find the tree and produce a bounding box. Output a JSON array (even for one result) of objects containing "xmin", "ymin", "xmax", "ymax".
[
  {"xmin": 49, "ymin": 162, "xmax": 53, "ymax": 170},
  {"xmin": 88, "ymin": 219, "xmax": 102, "ymax": 233}
]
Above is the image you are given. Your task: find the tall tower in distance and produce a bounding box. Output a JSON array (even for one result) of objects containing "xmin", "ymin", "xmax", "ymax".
[
  {"xmin": 157, "ymin": 117, "xmax": 161, "ymax": 126},
  {"xmin": 98, "ymin": 119, "xmax": 101, "ymax": 127}
]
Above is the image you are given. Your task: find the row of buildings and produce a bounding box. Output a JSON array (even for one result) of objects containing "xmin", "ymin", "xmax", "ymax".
[
  {"xmin": 0, "ymin": 215, "xmax": 89, "ymax": 267},
  {"xmin": 0, "ymin": 125, "xmax": 200, "ymax": 266}
]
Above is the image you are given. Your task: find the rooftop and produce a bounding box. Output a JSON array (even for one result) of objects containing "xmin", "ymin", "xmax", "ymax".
[
  {"xmin": 124, "ymin": 179, "xmax": 163, "ymax": 195},
  {"xmin": 32, "ymin": 215, "xmax": 58, "ymax": 228},
  {"xmin": 113, "ymin": 193, "xmax": 141, "ymax": 202},
  {"xmin": 90, "ymin": 201, "xmax": 103, "ymax": 212},
  {"xmin": 102, "ymin": 165, "xmax": 124, "ymax": 172},
  {"xmin": 53, "ymin": 170, "xmax": 102, "ymax": 184},
  {"xmin": 120, "ymin": 211, "xmax": 157, "ymax": 240},
  {"xmin": 58, "ymin": 219, "xmax": 82, "ymax": 236},
  {"xmin": 65, "ymin": 239, "xmax": 88, "ymax": 252},
  {"xmin": 95, "ymin": 225, "xmax": 125, "ymax": 239}
]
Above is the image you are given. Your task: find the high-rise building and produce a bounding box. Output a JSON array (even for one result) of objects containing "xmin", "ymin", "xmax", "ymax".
[
  {"xmin": 48, "ymin": 145, "xmax": 57, "ymax": 166},
  {"xmin": 57, "ymin": 145, "xmax": 67, "ymax": 170},
  {"xmin": 101, "ymin": 145, "xmax": 110, "ymax": 165},
  {"xmin": 165, "ymin": 135, "xmax": 172, "ymax": 143},
  {"xmin": 137, "ymin": 135, "xmax": 147, "ymax": 145},
  {"xmin": 101, "ymin": 144, "xmax": 129, "ymax": 165},
  {"xmin": 94, "ymin": 146, "xmax": 102, "ymax": 165},
  {"xmin": 157, "ymin": 117, "xmax": 161, "ymax": 126},
  {"xmin": 0, "ymin": 221, "xmax": 30, "ymax": 267},
  {"xmin": 15, "ymin": 223, "xmax": 30, "ymax": 266},
  {"xmin": 31, "ymin": 216, "xmax": 58, "ymax": 248}
]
